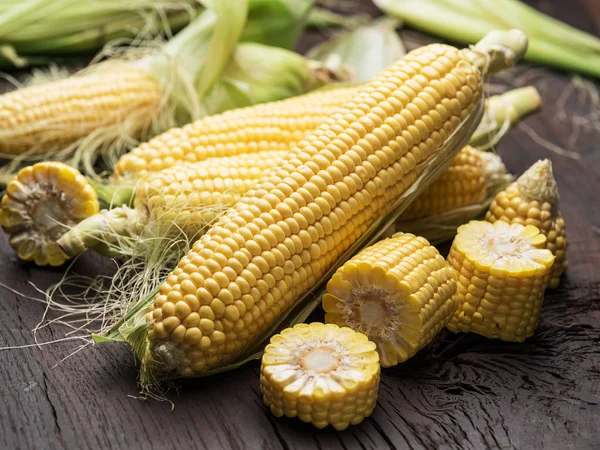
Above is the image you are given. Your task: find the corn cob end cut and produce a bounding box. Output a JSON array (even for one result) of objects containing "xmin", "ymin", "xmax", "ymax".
[
  {"xmin": 486, "ymin": 159, "xmax": 566, "ymax": 288},
  {"xmin": 323, "ymin": 233, "xmax": 458, "ymax": 367},
  {"xmin": 260, "ymin": 323, "xmax": 380, "ymax": 430},
  {"xmin": 0, "ymin": 162, "xmax": 99, "ymax": 266},
  {"xmin": 447, "ymin": 220, "xmax": 554, "ymax": 342}
]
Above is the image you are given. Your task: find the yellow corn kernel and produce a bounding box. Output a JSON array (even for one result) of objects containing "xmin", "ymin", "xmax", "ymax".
[
  {"xmin": 447, "ymin": 220, "xmax": 555, "ymax": 342},
  {"xmin": 398, "ymin": 146, "xmax": 486, "ymax": 221},
  {"xmin": 260, "ymin": 322, "xmax": 380, "ymax": 431},
  {"xmin": 485, "ymin": 159, "xmax": 567, "ymax": 288},
  {"xmin": 112, "ymin": 86, "xmax": 358, "ymax": 182},
  {"xmin": 323, "ymin": 232, "xmax": 457, "ymax": 367},
  {"xmin": 0, "ymin": 162, "xmax": 99, "ymax": 266},
  {"xmin": 0, "ymin": 66, "xmax": 162, "ymax": 155},
  {"xmin": 145, "ymin": 40, "xmax": 485, "ymax": 377}
]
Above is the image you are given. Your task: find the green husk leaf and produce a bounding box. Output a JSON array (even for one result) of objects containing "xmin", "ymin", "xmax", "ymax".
[
  {"xmin": 0, "ymin": 0, "xmax": 201, "ymax": 65},
  {"xmin": 241, "ymin": 0, "xmax": 314, "ymax": 50},
  {"xmin": 306, "ymin": 7, "xmax": 367, "ymax": 29},
  {"xmin": 200, "ymin": 42, "xmax": 346, "ymax": 115},
  {"xmin": 374, "ymin": 0, "xmax": 600, "ymax": 78},
  {"xmin": 307, "ymin": 17, "xmax": 405, "ymax": 83}
]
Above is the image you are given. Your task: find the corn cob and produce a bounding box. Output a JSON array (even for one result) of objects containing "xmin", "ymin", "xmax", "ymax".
[
  {"xmin": 260, "ymin": 322, "xmax": 380, "ymax": 430},
  {"xmin": 0, "ymin": 66, "xmax": 162, "ymax": 155},
  {"xmin": 112, "ymin": 86, "xmax": 358, "ymax": 182},
  {"xmin": 446, "ymin": 220, "xmax": 554, "ymax": 341},
  {"xmin": 112, "ymin": 85, "xmax": 540, "ymax": 183},
  {"xmin": 485, "ymin": 159, "xmax": 566, "ymax": 288},
  {"xmin": 323, "ymin": 232, "xmax": 457, "ymax": 367},
  {"xmin": 135, "ymin": 30, "xmax": 527, "ymax": 378},
  {"xmin": 0, "ymin": 162, "xmax": 99, "ymax": 266},
  {"xmin": 58, "ymin": 151, "xmax": 289, "ymax": 257}
]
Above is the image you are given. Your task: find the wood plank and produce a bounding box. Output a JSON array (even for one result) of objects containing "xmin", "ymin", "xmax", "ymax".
[{"xmin": 1, "ymin": 1, "xmax": 599, "ymax": 449}]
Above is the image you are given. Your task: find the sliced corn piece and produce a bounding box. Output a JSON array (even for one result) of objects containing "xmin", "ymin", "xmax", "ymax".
[
  {"xmin": 0, "ymin": 162, "xmax": 99, "ymax": 266},
  {"xmin": 323, "ymin": 232, "xmax": 457, "ymax": 367},
  {"xmin": 447, "ymin": 220, "xmax": 555, "ymax": 342},
  {"xmin": 260, "ymin": 322, "xmax": 380, "ymax": 430}
]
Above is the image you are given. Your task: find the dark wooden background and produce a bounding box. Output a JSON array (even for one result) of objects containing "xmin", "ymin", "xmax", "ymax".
[{"xmin": 1, "ymin": 1, "xmax": 599, "ymax": 449}]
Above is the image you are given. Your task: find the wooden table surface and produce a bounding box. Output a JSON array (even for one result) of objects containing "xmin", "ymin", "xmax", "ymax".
[{"xmin": 1, "ymin": 1, "xmax": 599, "ymax": 449}]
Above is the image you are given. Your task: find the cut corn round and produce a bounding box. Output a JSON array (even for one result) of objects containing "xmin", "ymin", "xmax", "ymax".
[
  {"xmin": 323, "ymin": 232, "xmax": 457, "ymax": 367},
  {"xmin": 144, "ymin": 39, "xmax": 487, "ymax": 376},
  {"xmin": 0, "ymin": 66, "xmax": 162, "ymax": 156},
  {"xmin": 0, "ymin": 162, "xmax": 99, "ymax": 266},
  {"xmin": 485, "ymin": 159, "xmax": 566, "ymax": 288},
  {"xmin": 447, "ymin": 220, "xmax": 555, "ymax": 342},
  {"xmin": 260, "ymin": 322, "xmax": 380, "ymax": 431}
]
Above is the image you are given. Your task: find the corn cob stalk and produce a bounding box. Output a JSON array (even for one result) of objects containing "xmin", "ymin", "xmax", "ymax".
[
  {"xmin": 323, "ymin": 232, "xmax": 457, "ymax": 367},
  {"xmin": 485, "ymin": 159, "xmax": 567, "ymax": 288},
  {"xmin": 446, "ymin": 220, "xmax": 554, "ymax": 342},
  {"xmin": 1, "ymin": 85, "xmax": 533, "ymax": 265},
  {"xmin": 260, "ymin": 322, "xmax": 380, "ymax": 430},
  {"xmin": 0, "ymin": 0, "xmax": 202, "ymax": 68},
  {"xmin": 0, "ymin": 162, "xmax": 99, "ymax": 266},
  {"xmin": 120, "ymin": 30, "xmax": 528, "ymax": 380}
]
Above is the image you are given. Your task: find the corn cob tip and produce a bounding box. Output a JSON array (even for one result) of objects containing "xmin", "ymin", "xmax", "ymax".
[
  {"xmin": 516, "ymin": 159, "xmax": 559, "ymax": 208},
  {"xmin": 260, "ymin": 322, "xmax": 380, "ymax": 430},
  {"xmin": 0, "ymin": 162, "xmax": 99, "ymax": 266}
]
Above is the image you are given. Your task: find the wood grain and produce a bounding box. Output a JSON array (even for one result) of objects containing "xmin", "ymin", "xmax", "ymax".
[{"xmin": 1, "ymin": 1, "xmax": 599, "ymax": 449}]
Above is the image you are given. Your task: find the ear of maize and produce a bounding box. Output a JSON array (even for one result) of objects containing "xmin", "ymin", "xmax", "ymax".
[
  {"xmin": 138, "ymin": 30, "xmax": 528, "ymax": 378},
  {"xmin": 323, "ymin": 232, "xmax": 457, "ymax": 367},
  {"xmin": 0, "ymin": 66, "xmax": 162, "ymax": 155},
  {"xmin": 485, "ymin": 159, "xmax": 566, "ymax": 288},
  {"xmin": 260, "ymin": 322, "xmax": 380, "ymax": 430},
  {"xmin": 0, "ymin": 162, "xmax": 99, "ymax": 265},
  {"xmin": 112, "ymin": 86, "xmax": 358, "ymax": 182},
  {"xmin": 447, "ymin": 220, "xmax": 554, "ymax": 342},
  {"xmin": 111, "ymin": 84, "xmax": 540, "ymax": 183}
]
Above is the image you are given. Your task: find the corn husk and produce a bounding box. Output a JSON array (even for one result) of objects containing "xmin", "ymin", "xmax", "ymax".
[{"xmin": 307, "ymin": 17, "xmax": 405, "ymax": 83}]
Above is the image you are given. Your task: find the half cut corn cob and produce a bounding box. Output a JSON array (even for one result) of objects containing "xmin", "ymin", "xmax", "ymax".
[
  {"xmin": 323, "ymin": 232, "xmax": 457, "ymax": 367},
  {"xmin": 261, "ymin": 322, "xmax": 380, "ymax": 430},
  {"xmin": 0, "ymin": 162, "xmax": 99, "ymax": 266},
  {"xmin": 486, "ymin": 159, "xmax": 567, "ymax": 288},
  {"xmin": 134, "ymin": 30, "xmax": 527, "ymax": 379},
  {"xmin": 447, "ymin": 220, "xmax": 554, "ymax": 342}
]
